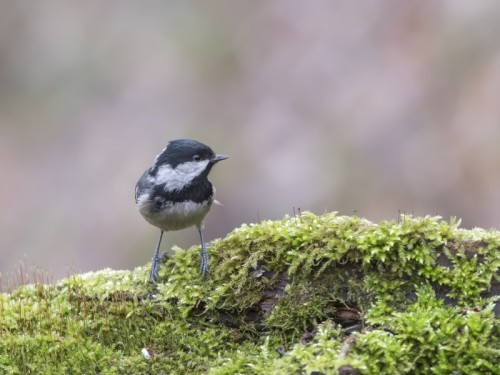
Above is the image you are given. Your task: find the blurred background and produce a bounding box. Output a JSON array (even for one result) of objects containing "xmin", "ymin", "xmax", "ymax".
[{"xmin": 1, "ymin": 1, "xmax": 500, "ymax": 284}]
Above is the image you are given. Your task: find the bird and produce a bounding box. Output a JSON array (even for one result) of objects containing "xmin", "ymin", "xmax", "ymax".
[{"xmin": 135, "ymin": 139, "xmax": 228, "ymax": 283}]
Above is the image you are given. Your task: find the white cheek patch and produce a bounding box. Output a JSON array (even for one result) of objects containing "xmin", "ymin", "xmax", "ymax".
[{"xmin": 155, "ymin": 160, "xmax": 210, "ymax": 191}]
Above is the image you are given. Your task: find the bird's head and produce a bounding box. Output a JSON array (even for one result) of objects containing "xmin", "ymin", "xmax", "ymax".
[{"xmin": 150, "ymin": 139, "xmax": 228, "ymax": 190}]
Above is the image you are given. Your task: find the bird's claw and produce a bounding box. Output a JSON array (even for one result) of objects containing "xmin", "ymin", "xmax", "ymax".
[
  {"xmin": 149, "ymin": 251, "xmax": 167, "ymax": 284},
  {"xmin": 150, "ymin": 243, "xmax": 210, "ymax": 282}
]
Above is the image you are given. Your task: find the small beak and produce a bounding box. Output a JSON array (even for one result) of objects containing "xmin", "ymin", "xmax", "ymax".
[{"xmin": 212, "ymin": 154, "xmax": 229, "ymax": 163}]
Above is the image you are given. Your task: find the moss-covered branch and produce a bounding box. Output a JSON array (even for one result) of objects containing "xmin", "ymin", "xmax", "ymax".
[{"xmin": 1, "ymin": 213, "xmax": 499, "ymax": 374}]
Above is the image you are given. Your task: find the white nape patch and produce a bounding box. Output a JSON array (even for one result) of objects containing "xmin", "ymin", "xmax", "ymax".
[
  {"xmin": 153, "ymin": 145, "xmax": 168, "ymax": 165},
  {"xmin": 154, "ymin": 160, "xmax": 210, "ymax": 191}
]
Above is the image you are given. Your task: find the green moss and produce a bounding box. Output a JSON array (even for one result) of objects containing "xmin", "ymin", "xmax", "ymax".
[
  {"xmin": 1, "ymin": 213, "xmax": 498, "ymax": 374},
  {"xmin": 357, "ymin": 287, "xmax": 499, "ymax": 374}
]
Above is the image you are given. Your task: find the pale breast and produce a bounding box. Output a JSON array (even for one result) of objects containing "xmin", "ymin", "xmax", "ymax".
[{"xmin": 137, "ymin": 196, "xmax": 212, "ymax": 231}]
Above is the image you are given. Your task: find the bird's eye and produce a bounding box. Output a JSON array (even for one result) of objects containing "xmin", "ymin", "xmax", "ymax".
[{"xmin": 193, "ymin": 154, "xmax": 201, "ymax": 161}]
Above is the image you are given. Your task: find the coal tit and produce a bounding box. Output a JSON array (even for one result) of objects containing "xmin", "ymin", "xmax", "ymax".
[{"xmin": 135, "ymin": 139, "xmax": 228, "ymax": 283}]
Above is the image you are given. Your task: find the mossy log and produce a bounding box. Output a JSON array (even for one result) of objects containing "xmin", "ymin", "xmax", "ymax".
[{"xmin": 1, "ymin": 213, "xmax": 499, "ymax": 374}]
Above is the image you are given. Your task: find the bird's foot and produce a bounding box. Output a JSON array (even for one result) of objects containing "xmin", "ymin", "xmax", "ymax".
[{"xmin": 150, "ymin": 251, "xmax": 167, "ymax": 284}]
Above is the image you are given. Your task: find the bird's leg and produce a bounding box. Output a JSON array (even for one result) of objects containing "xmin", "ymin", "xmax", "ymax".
[
  {"xmin": 150, "ymin": 230, "xmax": 167, "ymax": 283},
  {"xmin": 197, "ymin": 223, "xmax": 209, "ymax": 277}
]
